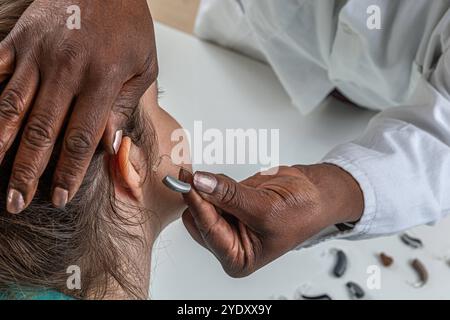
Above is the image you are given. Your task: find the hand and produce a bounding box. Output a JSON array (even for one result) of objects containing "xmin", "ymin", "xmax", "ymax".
[
  {"xmin": 0, "ymin": 0, "xmax": 158, "ymax": 213},
  {"xmin": 180, "ymin": 164, "xmax": 364, "ymax": 277}
]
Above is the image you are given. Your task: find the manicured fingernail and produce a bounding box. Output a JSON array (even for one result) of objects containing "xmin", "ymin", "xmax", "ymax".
[
  {"xmin": 193, "ymin": 172, "xmax": 217, "ymax": 194},
  {"xmin": 113, "ymin": 130, "xmax": 123, "ymax": 154},
  {"xmin": 7, "ymin": 189, "xmax": 25, "ymax": 214},
  {"xmin": 52, "ymin": 187, "xmax": 69, "ymax": 209}
]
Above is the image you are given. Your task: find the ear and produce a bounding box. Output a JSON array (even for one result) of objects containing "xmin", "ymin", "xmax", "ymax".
[{"xmin": 112, "ymin": 136, "xmax": 144, "ymax": 202}]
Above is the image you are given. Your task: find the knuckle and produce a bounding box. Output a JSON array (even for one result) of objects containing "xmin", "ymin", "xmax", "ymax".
[
  {"xmin": 51, "ymin": 67, "xmax": 79, "ymax": 86},
  {"xmin": 24, "ymin": 114, "xmax": 55, "ymax": 149},
  {"xmin": 0, "ymin": 88, "xmax": 25, "ymax": 122},
  {"xmin": 64, "ymin": 128, "xmax": 95, "ymax": 158},
  {"xmin": 53, "ymin": 44, "xmax": 87, "ymax": 78},
  {"xmin": 218, "ymin": 181, "xmax": 240, "ymax": 209},
  {"xmin": 12, "ymin": 162, "xmax": 39, "ymax": 184},
  {"xmin": 56, "ymin": 39, "xmax": 87, "ymax": 65},
  {"xmin": 54, "ymin": 159, "xmax": 86, "ymax": 188},
  {"xmin": 89, "ymin": 63, "xmax": 121, "ymax": 85},
  {"xmin": 54, "ymin": 169, "xmax": 79, "ymax": 189}
]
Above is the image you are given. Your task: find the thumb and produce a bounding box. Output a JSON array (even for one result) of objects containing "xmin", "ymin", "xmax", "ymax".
[{"xmin": 192, "ymin": 171, "xmax": 267, "ymax": 227}]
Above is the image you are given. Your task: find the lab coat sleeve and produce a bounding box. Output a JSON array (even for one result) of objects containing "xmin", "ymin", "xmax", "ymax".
[
  {"xmin": 294, "ymin": 1, "xmax": 450, "ymax": 249},
  {"xmin": 195, "ymin": 0, "xmax": 266, "ymax": 62},
  {"xmin": 313, "ymin": 65, "xmax": 450, "ymax": 244}
]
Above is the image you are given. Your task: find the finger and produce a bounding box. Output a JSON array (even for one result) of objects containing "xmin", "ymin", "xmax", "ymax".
[
  {"xmin": 179, "ymin": 169, "xmax": 237, "ymax": 253},
  {"xmin": 6, "ymin": 76, "xmax": 75, "ymax": 214},
  {"xmin": 180, "ymin": 170, "xmax": 259, "ymax": 274},
  {"xmin": 179, "ymin": 169, "xmax": 224, "ymax": 235},
  {"xmin": 181, "ymin": 209, "xmax": 207, "ymax": 247},
  {"xmin": 0, "ymin": 39, "xmax": 15, "ymax": 82},
  {"xmin": 179, "ymin": 170, "xmax": 205, "ymax": 245},
  {"xmin": 103, "ymin": 74, "xmax": 154, "ymax": 155},
  {"xmin": 181, "ymin": 177, "xmax": 238, "ymax": 260},
  {"xmin": 52, "ymin": 80, "xmax": 121, "ymax": 208},
  {"xmin": 191, "ymin": 171, "xmax": 267, "ymax": 227},
  {"xmin": 0, "ymin": 59, "xmax": 39, "ymax": 164}
]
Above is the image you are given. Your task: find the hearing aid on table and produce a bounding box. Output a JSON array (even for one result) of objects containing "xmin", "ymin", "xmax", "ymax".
[{"xmin": 163, "ymin": 176, "xmax": 192, "ymax": 194}]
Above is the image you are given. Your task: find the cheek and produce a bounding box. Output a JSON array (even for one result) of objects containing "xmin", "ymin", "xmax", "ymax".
[
  {"xmin": 143, "ymin": 107, "xmax": 191, "ymax": 225},
  {"xmin": 145, "ymin": 173, "xmax": 185, "ymax": 225},
  {"xmin": 144, "ymin": 161, "xmax": 189, "ymax": 228},
  {"xmin": 156, "ymin": 110, "xmax": 190, "ymax": 163},
  {"xmin": 152, "ymin": 106, "xmax": 192, "ymax": 175}
]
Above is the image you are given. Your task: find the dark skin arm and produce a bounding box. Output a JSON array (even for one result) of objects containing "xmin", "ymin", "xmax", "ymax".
[
  {"xmin": 180, "ymin": 164, "xmax": 364, "ymax": 277},
  {"xmin": 0, "ymin": 0, "xmax": 158, "ymax": 213}
]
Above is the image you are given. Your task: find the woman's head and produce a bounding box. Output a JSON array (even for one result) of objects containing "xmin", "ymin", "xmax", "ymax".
[{"xmin": 0, "ymin": 0, "xmax": 190, "ymax": 299}]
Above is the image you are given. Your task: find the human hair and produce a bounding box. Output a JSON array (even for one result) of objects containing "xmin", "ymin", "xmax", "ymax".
[{"xmin": 0, "ymin": 0, "xmax": 158, "ymax": 300}]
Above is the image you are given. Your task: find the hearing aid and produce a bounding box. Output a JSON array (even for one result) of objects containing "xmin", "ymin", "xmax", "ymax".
[
  {"xmin": 409, "ymin": 258, "xmax": 428, "ymax": 288},
  {"xmin": 163, "ymin": 175, "xmax": 192, "ymax": 194},
  {"xmin": 400, "ymin": 233, "xmax": 423, "ymax": 249},
  {"xmin": 332, "ymin": 249, "xmax": 348, "ymax": 278},
  {"xmin": 346, "ymin": 281, "xmax": 365, "ymax": 299}
]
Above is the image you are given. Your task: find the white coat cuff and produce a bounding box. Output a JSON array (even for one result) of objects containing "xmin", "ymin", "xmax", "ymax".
[
  {"xmin": 323, "ymin": 156, "xmax": 378, "ymax": 238},
  {"xmin": 296, "ymin": 148, "xmax": 378, "ymax": 249}
]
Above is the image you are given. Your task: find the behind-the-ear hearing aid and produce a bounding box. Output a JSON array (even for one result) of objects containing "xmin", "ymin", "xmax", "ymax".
[{"xmin": 152, "ymin": 154, "xmax": 192, "ymax": 194}]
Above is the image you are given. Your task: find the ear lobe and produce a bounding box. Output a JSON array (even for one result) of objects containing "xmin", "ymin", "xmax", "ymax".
[{"xmin": 115, "ymin": 136, "xmax": 143, "ymax": 201}]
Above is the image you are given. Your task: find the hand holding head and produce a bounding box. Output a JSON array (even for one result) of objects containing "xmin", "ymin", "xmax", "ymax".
[{"xmin": 0, "ymin": 0, "xmax": 158, "ymax": 213}]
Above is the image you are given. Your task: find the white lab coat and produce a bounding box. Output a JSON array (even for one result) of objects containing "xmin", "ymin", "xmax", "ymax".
[{"xmin": 195, "ymin": 0, "xmax": 450, "ymax": 246}]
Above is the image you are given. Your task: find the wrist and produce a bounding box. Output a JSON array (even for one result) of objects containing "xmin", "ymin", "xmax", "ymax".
[{"xmin": 293, "ymin": 164, "xmax": 364, "ymax": 226}]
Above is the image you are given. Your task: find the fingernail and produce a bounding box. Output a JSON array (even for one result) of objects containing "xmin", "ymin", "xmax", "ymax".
[
  {"xmin": 113, "ymin": 130, "xmax": 123, "ymax": 155},
  {"xmin": 7, "ymin": 189, "xmax": 25, "ymax": 214},
  {"xmin": 193, "ymin": 172, "xmax": 217, "ymax": 194},
  {"xmin": 52, "ymin": 187, "xmax": 69, "ymax": 209}
]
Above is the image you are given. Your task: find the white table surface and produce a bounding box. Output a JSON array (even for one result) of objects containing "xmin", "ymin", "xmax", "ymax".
[{"xmin": 150, "ymin": 23, "xmax": 450, "ymax": 300}]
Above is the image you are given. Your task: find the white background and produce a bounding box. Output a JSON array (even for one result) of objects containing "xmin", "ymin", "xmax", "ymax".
[{"xmin": 150, "ymin": 23, "xmax": 450, "ymax": 300}]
